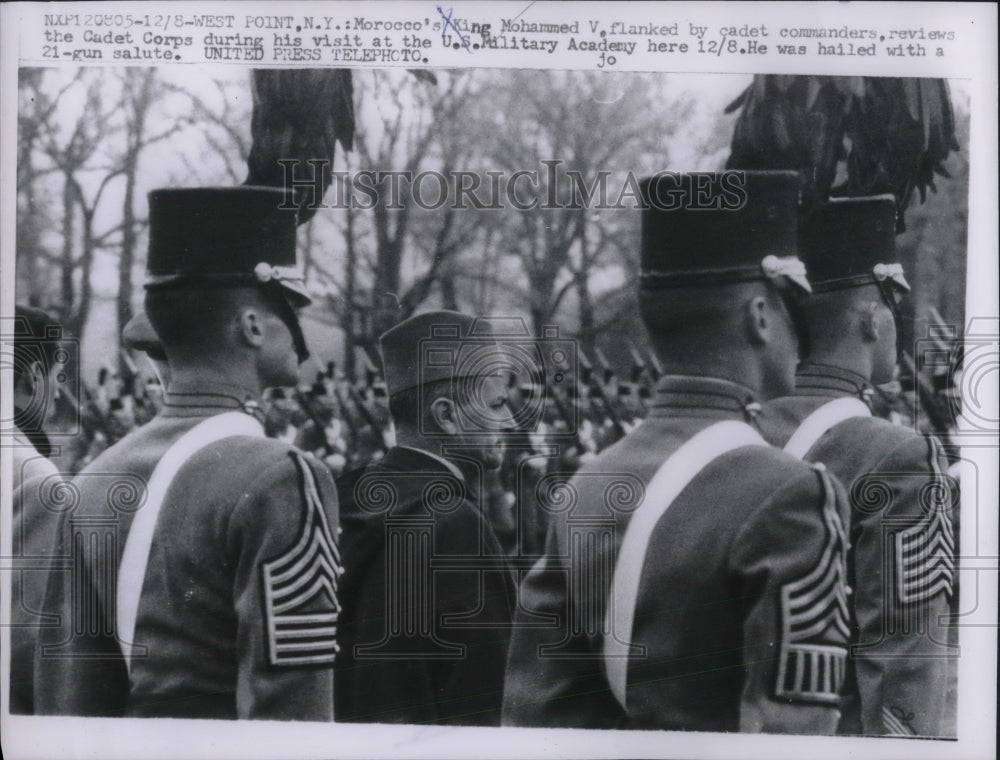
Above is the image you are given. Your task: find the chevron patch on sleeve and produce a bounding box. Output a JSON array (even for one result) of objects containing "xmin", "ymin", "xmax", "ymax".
[
  {"xmin": 776, "ymin": 467, "xmax": 851, "ymax": 704},
  {"xmin": 263, "ymin": 452, "xmax": 343, "ymax": 666},
  {"xmin": 896, "ymin": 440, "xmax": 956, "ymax": 606},
  {"xmin": 896, "ymin": 507, "xmax": 955, "ymax": 605},
  {"xmin": 881, "ymin": 704, "xmax": 918, "ymax": 736}
]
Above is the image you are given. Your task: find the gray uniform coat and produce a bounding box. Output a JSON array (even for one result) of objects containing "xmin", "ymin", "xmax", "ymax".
[
  {"xmin": 34, "ymin": 387, "xmax": 341, "ymax": 720},
  {"xmin": 503, "ymin": 376, "xmax": 852, "ymax": 734},
  {"xmin": 759, "ymin": 363, "xmax": 957, "ymax": 737}
]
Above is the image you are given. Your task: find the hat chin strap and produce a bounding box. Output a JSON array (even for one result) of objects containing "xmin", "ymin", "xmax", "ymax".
[
  {"xmin": 759, "ymin": 255, "xmax": 812, "ymax": 359},
  {"xmin": 871, "ymin": 263, "xmax": 908, "ymax": 362},
  {"xmin": 263, "ymin": 283, "xmax": 310, "ymax": 364},
  {"xmin": 776, "ymin": 283, "xmax": 811, "ymax": 361},
  {"xmin": 874, "ymin": 277, "xmax": 906, "ymax": 362}
]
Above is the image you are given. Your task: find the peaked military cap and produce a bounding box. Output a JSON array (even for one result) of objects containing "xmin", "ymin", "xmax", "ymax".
[
  {"xmin": 640, "ymin": 170, "xmax": 810, "ymax": 294},
  {"xmin": 145, "ymin": 186, "xmax": 310, "ymax": 306},
  {"xmin": 379, "ymin": 310, "xmax": 506, "ymax": 398},
  {"xmin": 800, "ymin": 195, "xmax": 910, "ymax": 293}
]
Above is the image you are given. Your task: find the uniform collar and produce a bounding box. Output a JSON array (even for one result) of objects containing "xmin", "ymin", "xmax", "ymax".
[
  {"xmin": 794, "ymin": 362, "xmax": 875, "ymax": 404},
  {"xmin": 649, "ymin": 375, "xmax": 762, "ymax": 422},
  {"xmin": 384, "ymin": 446, "xmax": 468, "ymax": 484},
  {"xmin": 161, "ymin": 381, "xmax": 264, "ymax": 420}
]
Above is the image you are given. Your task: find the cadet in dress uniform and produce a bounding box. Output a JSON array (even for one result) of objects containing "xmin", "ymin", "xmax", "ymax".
[
  {"xmin": 503, "ymin": 171, "xmax": 852, "ymax": 733},
  {"xmin": 8, "ymin": 305, "xmax": 66, "ymax": 714},
  {"xmin": 34, "ymin": 187, "xmax": 342, "ymax": 720},
  {"xmin": 335, "ymin": 311, "xmax": 517, "ymax": 725},
  {"xmin": 757, "ymin": 197, "xmax": 957, "ymax": 737}
]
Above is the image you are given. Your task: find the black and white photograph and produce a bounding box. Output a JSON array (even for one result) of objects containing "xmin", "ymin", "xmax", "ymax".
[{"xmin": 1, "ymin": 2, "xmax": 996, "ymax": 759}]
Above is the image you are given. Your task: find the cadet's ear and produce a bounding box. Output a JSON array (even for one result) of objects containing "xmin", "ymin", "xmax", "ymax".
[
  {"xmin": 861, "ymin": 301, "xmax": 881, "ymax": 343},
  {"xmin": 239, "ymin": 307, "xmax": 266, "ymax": 348},
  {"xmin": 429, "ymin": 396, "xmax": 459, "ymax": 435},
  {"xmin": 744, "ymin": 294, "xmax": 772, "ymax": 345}
]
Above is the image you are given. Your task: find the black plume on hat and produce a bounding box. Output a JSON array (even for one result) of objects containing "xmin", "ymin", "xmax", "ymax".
[{"xmin": 800, "ymin": 195, "xmax": 909, "ymax": 293}]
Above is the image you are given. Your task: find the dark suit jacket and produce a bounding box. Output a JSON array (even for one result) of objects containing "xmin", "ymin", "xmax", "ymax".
[{"xmin": 335, "ymin": 446, "xmax": 516, "ymax": 725}]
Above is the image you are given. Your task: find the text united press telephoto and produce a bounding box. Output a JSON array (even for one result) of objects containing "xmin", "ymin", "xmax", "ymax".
[{"xmin": 1, "ymin": 3, "xmax": 996, "ymax": 760}]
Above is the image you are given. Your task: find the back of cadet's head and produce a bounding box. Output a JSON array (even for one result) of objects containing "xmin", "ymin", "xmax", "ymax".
[
  {"xmin": 798, "ymin": 196, "xmax": 908, "ymax": 364},
  {"xmin": 639, "ymin": 280, "xmax": 787, "ymax": 352},
  {"xmin": 141, "ymin": 187, "xmax": 313, "ymax": 367},
  {"xmin": 145, "ymin": 285, "xmax": 273, "ymax": 360},
  {"xmin": 637, "ymin": 171, "xmax": 810, "ymax": 358},
  {"xmin": 800, "ymin": 285, "xmax": 882, "ymax": 345},
  {"xmin": 12, "ymin": 304, "xmax": 64, "ymax": 385}
]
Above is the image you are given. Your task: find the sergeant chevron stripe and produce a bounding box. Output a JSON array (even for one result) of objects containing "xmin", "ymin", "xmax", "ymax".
[
  {"xmin": 263, "ymin": 452, "xmax": 343, "ymax": 666},
  {"xmin": 896, "ymin": 440, "xmax": 956, "ymax": 606},
  {"xmin": 776, "ymin": 467, "xmax": 850, "ymax": 704},
  {"xmin": 881, "ymin": 704, "xmax": 917, "ymax": 736},
  {"xmin": 897, "ymin": 507, "xmax": 954, "ymax": 604}
]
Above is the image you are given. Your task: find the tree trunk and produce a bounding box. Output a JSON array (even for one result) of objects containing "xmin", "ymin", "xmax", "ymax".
[
  {"xmin": 343, "ymin": 201, "xmax": 358, "ymax": 382},
  {"xmin": 60, "ymin": 176, "xmax": 76, "ymax": 332},
  {"xmin": 372, "ymin": 237, "xmax": 404, "ymax": 338},
  {"xmin": 19, "ymin": 187, "xmax": 42, "ymax": 306},
  {"xmin": 530, "ymin": 303, "xmax": 547, "ymax": 337},
  {"xmin": 300, "ymin": 221, "xmax": 315, "ymax": 281},
  {"xmin": 117, "ymin": 156, "xmax": 138, "ymax": 373},
  {"xmin": 575, "ymin": 269, "xmax": 595, "ymax": 359},
  {"xmin": 439, "ymin": 270, "xmax": 458, "ymax": 311},
  {"xmin": 117, "ymin": 70, "xmax": 154, "ymax": 376},
  {"xmin": 575, "ymin": 225, "xmax": 596, "ymax": 357},
  {"xmin": 76, "ymin": 204, "xmax": 96, "ymax": 344}
]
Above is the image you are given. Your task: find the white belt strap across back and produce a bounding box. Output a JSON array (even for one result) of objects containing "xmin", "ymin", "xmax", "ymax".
[
  {"xmin": 116, "ymin": 412, "xmax": 264, "ymax": 671},
  {"xmin": 782, "ymin": 397, "xmax": 871, "ymax": 459},
  {"xmin": 602, "ymin": 420, "xmax": 767, "ymax": 709}
]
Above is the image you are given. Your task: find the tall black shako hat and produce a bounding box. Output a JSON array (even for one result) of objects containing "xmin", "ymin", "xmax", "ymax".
[
  {"xmin": 639, "ymin": 170, "xmax": 811, "ymax": 295},
  {"xmin": 799, "ymin": 195, "xmax": 909, "ymax": 293},
  {"xmin": 800, "ymin": 195, "xmax": 908, "ymax": 358},
  {"xmin": 144, "ymin": 187, "xmax": 311, "ymax": 362}
]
